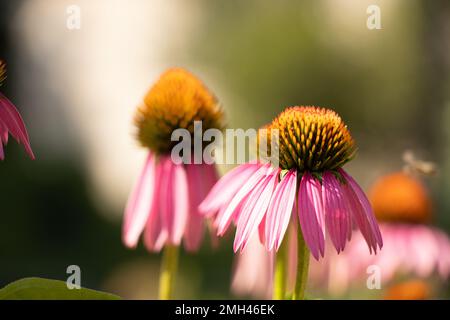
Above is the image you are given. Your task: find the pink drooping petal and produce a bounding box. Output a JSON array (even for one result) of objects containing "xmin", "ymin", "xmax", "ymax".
[
  {"xmin": 184, "ymin": 164, "xmax": 206, "ymax": 251},
  {"xmin": 0, "ymin": 119, "xmax": 8, "ymax": 159},
  {"xmin": 411, "ymin": 226, "xmax": 438, "ymax": 277},
  {"xmin": 214, "ymin": 196, "xmax": 248, "ymax": 233},
  {"xmin": 122, "ymin": 152, "xmax": 156, "ymax": 248},
  {"xmin": 322, "ymin": 171, "xmax": 352, "ymax": 253},
  {"xmin": 323, "ymin": 223, "xmax": 450, "ymax": 293},
  {"xmin": 143, "ymin": 158, "xmax": 167, "ymax": 252},
  {"xmin": 0, "ymin": 119, "xmax": 9, "ymax": 143},
  {"xmin": 203, "ymin": 164, "xmax": 221, "ymax": 245},
  {"xmin": 231, "ymin": 223, "xmax": 300, "ymax": 299},
  {"xmin": 184, "ymin": 163, "xmax": 218, "ymax": 251},
  {"xmin": 231, "ymin": 234, "xmax": 273, "ymax": 299},
  {"xmin": 378, "ymin": 226, "xmax": 408, "ymax": 280},
  {"xmin": 298, "ymin": 172, "xmax": 326, "ymax": 260},
  {"xmin": 339, "ymin": 169, "xmax": 383, "ymax": 250},
  {"xmin": 216, "ymin": 164, "xmax": 271, "ymax": 236},
  {"xmin": 199, "ymin": 163, "xmax": 260, "ymax": 217},
  {"xmin": 340, "ymin": 178, "xmax": 378, "ymax": 254},
  {"xmin": 434, "ymin": 228, "xmax": 450, "ymax": 278},
  {"xmin": 234, "ymin": 168, "xmax": 279, "ymax": 252},
  {"xmin": 162, "ymin": 157, "xmax": 189, "ymax": 246},
  {"xmin": 258, "ymin": 215, "xmax": 266, "ymax": 244},
  {"xmin": 0, "ymin": 93, "xmax": 34, "ymax": 159},
  {"xmin": 400, "ymin": 225, "xmax": 450, "ymax": 280},
  {"xmin": 265, "ymin": 169, "xmax": 297, "ymax": 251},
  {"xmin": 0, "ymin": 134, "xmax": 4, "ymax": 160}
]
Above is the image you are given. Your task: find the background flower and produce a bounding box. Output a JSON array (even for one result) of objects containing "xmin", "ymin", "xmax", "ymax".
[
  {"xmin": 312, "ymin": 171, "xmax": 450, "ymax": 297},
  {"xmin": 123, "ymin": 68, "xmax": 222, "ymax": 253}
]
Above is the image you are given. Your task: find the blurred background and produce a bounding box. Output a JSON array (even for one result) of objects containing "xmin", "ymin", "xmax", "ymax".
[{"xmin": 0, "ymin": 0, "xmax": 449, "ymax": 299}]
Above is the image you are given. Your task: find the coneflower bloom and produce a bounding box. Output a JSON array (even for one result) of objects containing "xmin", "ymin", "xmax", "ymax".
[
  {"xmin": 122, "ymin": 68, "xmax": 223, "ymax": 299},
  {"xmin": 0, "ymin": 60, "xmax": 34, "ymax": 160},
  {"xmin": 322, "ymin": 172, "xmax": 450, "ymax": 294},
  {"xmin": 200, "ymin": 106, "xmax": 382, "ymax": 299}
]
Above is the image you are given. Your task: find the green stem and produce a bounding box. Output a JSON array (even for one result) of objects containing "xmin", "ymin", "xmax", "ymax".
[
  {"xmin": 292, "ymin": 229, "xmax": 310, "ymax": 300},
  {"xmin": 273, "ymin": 238, "xmax": 288, "ymax": 300},
  {"xmin": 158, "ymin": 245, "xmax": 179, "ymax": 300}
]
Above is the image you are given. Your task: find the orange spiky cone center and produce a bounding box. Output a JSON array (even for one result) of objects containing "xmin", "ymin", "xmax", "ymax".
[
  {"xmin": 269, "ymin": 106, "xmax": 356, "ymax": 171},
  {"xmin": 135, "ymin": 68, "xmax": 224, "ymax": 154}
]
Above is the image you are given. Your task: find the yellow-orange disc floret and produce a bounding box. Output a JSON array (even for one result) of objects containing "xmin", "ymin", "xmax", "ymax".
[
  {"xmin": 369, "ymin": 172, "xmax": 432, "ymax": 224},
  {"xmin": 270, "ymin": 106, "xmax": 356, "ymax": 171},
  {"xmin": 135, "ymin": 68, "xmax": 224, "ymax": 154},
  {"xmin": 0, "ymin": 61, "xmax": 6, "ymax": 86}
]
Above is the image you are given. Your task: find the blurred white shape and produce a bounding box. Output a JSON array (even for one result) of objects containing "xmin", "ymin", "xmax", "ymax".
[
  {"xmin": 14, "ymin": 0, "xmax": 203, "ymax": 218},
  {"xmin": 323, "ymin": 0, "xmax": 397, "ymax": 48},
  {"xmin": 66, "ymin": 4, "xmax": 81, "ymax": 30}
]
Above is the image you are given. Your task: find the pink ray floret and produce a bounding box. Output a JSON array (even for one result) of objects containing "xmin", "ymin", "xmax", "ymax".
[
  {"xmin": 200, "ymin": 163, "xmax": 383, "ymax": 259},
  {"xmin": 0, "ymin": 92, "xmax": 34, "ymax": 160},
  {"xmin": 123, "ymin": 152, "xmax": 218, "ymax": 252}
]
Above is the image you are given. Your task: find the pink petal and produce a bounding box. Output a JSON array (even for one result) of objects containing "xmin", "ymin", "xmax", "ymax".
[
  {"xmin": 298, "ymin": 172, "xmax": 326, "ymax": 260},
  {"xmin": 265, "ymin": 169, "xmax": 297, "ymax": 251},
  {"xmin": 339, "ymin": 169, "xmax": 383, "ymax": 251},
  {"xmin": 335, "ymin": 224, "xmax": 450, "ymax": 287},
  {"xmin": 0, "ymin": 133, "xmax": 4, "ymax": 160},
  {"xmin": 122, "ymin": 152, "xmax": 156, "ymax": 248},
  {"xmin": 435, "ymin": 228, "xmax": 450, "ymax": 278},
  {"xmin": 216, "ymin": 164, "xmax": 271, "ymax": 236},
  {"xmin": 199, "ymin": 163, "xmax": 260, "ymax": 216},
  {"xmin": 231, "ymin": 234, "xmax": 273, "ymax": 299},
  {"xmin": 184, "ymin": 163, "xmax": 218, "ymax": 251},
  {"xmin": 162, "ymin": 158, "xmax": 189, "ymax": 245},
  {"xmin": 0, "ymin": 119, "xmax": 9, "ymax": 143},
  {"xmin": 258, "ymin": 215, "xmax": 266, "ymax": 244},
  {"xmin": 143, "ymin": 158, "xmax": 167, "ymax": 252},
  {"xmin": 0, "ymin": 120, "xmax": 7, "ymax": 159},
  {"xmin": 413, "ymin": 226, "xmax": 439, "ymax": 277},
  {"xmin": 341, "ymin": 179, "xmax": 378, "ymax": 254},
  {"xmin": 233, "ymin": 168, "xmax": 279, "ymax": 252},
  {"xmin": 322, "ymin": 171, "xmax": 352, "ymax": 253},
  {"xmin": 0, "ymin": 93, "xmax": 34, "ymax": 159}
]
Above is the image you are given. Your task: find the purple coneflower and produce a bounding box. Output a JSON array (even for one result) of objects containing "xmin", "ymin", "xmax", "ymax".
[
  {"xmin": 0, "ymin": 60, "xmax": 34, "ymax": 160},
  {"xmin": 123, "ymin": 68, "xmax": 223, "ymax": 299},
  {"xmin": 200, "ymin": 106, "xmax": 382, "ymax": 299}
]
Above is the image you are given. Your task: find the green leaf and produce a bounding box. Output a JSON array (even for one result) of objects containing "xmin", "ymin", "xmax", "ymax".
[{"xmin": 0, "ymin": 277, "xmax": 121, "ymax": 300}]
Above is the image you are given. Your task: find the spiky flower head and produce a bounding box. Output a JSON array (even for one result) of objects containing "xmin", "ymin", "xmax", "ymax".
[
  {"xmin": 0, "ymin": 60, "xmax": 6, "ymax": 86},
  {"xmin": 135, "ymin": 68, "xmax": 224, "ymax": 154},
  {"xmin": 269, "ymin": 106, "xmax": 356, "ymax": 172},
  {"xmin": 369, "ymin": 172, "xmax": 432, "ymax": 224}
]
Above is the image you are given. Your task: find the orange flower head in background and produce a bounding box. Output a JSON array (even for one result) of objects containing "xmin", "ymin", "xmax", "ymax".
[
  {"xmin": 384, "ymin": 280, "xmax": 431, "ymax": 300},
  {"xmin": 134, "ymin": 68, "xmax": 224, "ymax": 154},
  {"xmin": 369, "ymin": 172, "xmax": 432, "ymax": 224}
]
